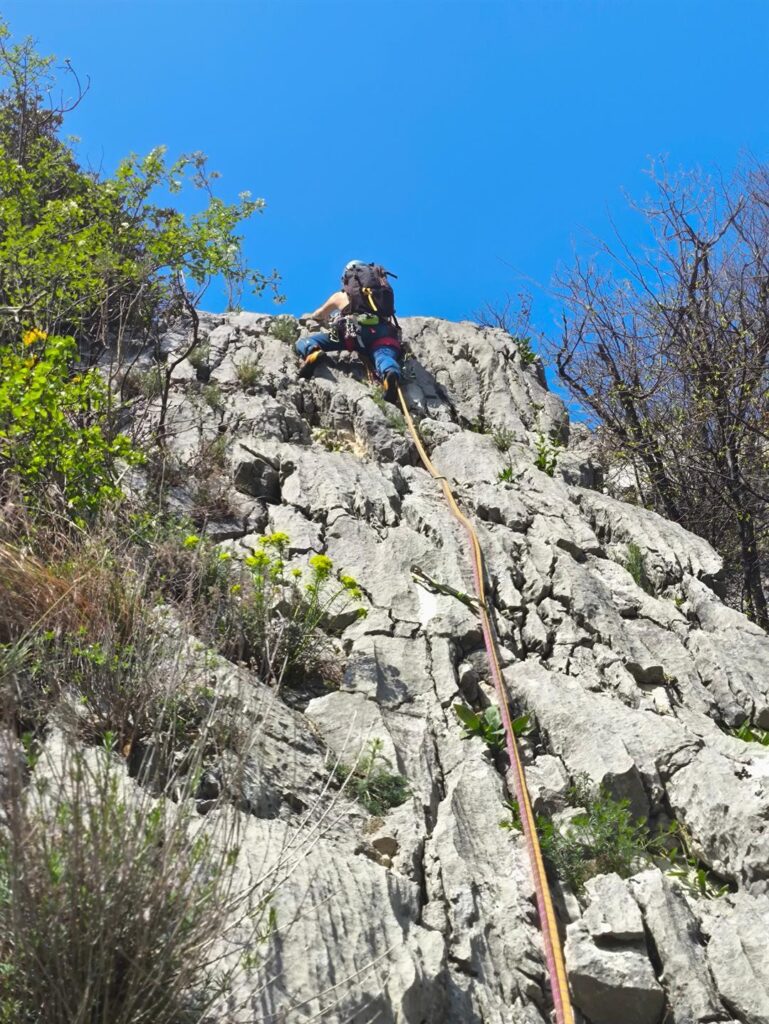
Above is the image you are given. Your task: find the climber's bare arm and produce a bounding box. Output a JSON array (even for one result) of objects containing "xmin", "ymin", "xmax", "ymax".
[{"xmin": 309, "ymin": 291, "xmax": 348, "ymax": 323}]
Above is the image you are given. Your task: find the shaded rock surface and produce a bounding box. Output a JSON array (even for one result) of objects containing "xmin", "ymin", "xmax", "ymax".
[{"xmin": 126, "ymin": 313, "xmax": 769, "ymax": 1022}]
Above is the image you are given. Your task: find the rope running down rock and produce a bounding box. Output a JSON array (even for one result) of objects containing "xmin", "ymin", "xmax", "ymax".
[{"xmin": 395, "ymin": 381, "xmax": 575, "ymax": 1024}]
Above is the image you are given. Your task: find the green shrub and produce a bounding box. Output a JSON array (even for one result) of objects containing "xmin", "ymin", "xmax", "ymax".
[
  {"xmin": 187, "ymin": 344, "xmax": 210, "ymax": 370},
  {"xmin": 493, "ymin": 428, "xmax": 515, "ymax": 453},
  {"xmin": 498, "ymin": 466, "xmax": 514, "ymax": 483},
  {"xmin": 534, "ymin": 433, "xmax": 560, "ymax": 476},
  {"xmin": 454, "ymin": 704, "xmax": 529, "ymax": 752},
  {"xmin": 537, "ymin": 776, "xmax": 653, "ymax": 893},
  {"xmin": 236, "ymin": 354, "xmax": 262, "ymax": 388},
  {"xmin": 512, "ymin": 335, "xmax": 537, "ymax": 366},
  {"xmin": 269, "ymin": 317, "xmax": 300, "ymax": 344},
  {"xmin": 625, "ymin": 542, "xmax": 653, "ymax": 594},
  {"xmin": 0, "ymin": 732, "xmax": 271, "ymax": 1024},
  {"xmin": 0, "ymin": 332, "xmax": 141, "ymax": 515},
  {"xmin": 335, "ymin": 738, "xmax": 410, "ymax": 816},
  {"xmin": 0, "ymin": 17, "xmax": 281, "ymax": 384}
]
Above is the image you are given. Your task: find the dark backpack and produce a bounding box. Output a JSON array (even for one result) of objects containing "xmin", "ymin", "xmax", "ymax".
[{"xmin": 342, "ymin": 263, "xmax": 397, "ymax": 319}]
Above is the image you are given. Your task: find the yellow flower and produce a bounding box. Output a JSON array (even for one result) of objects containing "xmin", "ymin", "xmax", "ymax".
[{"xmin": 22, "ymin": 328, "xmax": 47, "ymax": 347}]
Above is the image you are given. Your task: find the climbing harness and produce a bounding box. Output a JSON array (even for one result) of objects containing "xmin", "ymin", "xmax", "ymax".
[{"xmin": 396, "ymin": 382, "xmax": 575, "ymax": 1024}]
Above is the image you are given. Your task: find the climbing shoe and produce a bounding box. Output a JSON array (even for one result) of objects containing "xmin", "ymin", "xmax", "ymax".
[
  {"xmin": 298, "ymin": 349, "xmax": 325, "ymax": 379},
  {"xmin": 382, "ymin": 371, "xmax": 400, "ymax": 405}
]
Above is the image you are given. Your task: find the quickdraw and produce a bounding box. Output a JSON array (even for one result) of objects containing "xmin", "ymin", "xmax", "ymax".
[{"xmin": 396, "ymin": 382, "xmax": 575, "ymax": 1024}]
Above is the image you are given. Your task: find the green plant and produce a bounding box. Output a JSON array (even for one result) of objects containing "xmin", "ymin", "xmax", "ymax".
[
  {"xmin": 493, "ymin": 428, "xmax": 515, "ymax": 453},
  {"xmin": 0, "ymin": 18, "xmax": 281, "ymax": 416},
  {"xmin": 534, "ymin": 433, "xmax": 560, "ymax": 476},
  {"xmin": 512, "ymin": 335, "xmax": 537, "ymax": 366},
  {"xmin": 187, "ymin": 343, "xmax": 210, "ymax": 370},
  {"xmin": 0, "ymin": 727, "xmax": 272, "ymax": 1024},
  {"xmin": 732, "ymin": 721, "xmax": 769, "ymax": 745},
  {"xmin": 335, "ymin": 738, "xmax": 410, "ymax": 816},
  {"xmin": 454, "ymin": 704, "xmax": 529, "ymax": 751},
  {"xmin": 269, "ymin": 317, "xmax": 300, "ymax": 344},
  {"xmin": 625, "ymin": 542, "xmax": 653, "ymax": 594},
  {"xmin": 371, "ymin": 391, "xmax": 406, "ymax": 434},
  {"xmin": 663, "ymin": 823, "xmax": 730, "ymax": 899},
  {"xmin": 536, "ymin": 776, "xmax": 654, "ymax": 893},
  {"xmin": 202, "ymin": 534, "xmax": 366, "ymax": 686},
  {"xmin": 133, "ymin": 366, "xmax": 165, "ymax": 401},
  {"xmin": 0, "ymin": 332, "xmax": 142, "ymax": 516},
  {"xmin": 498, "ymin": 466, "xmax": 513, "ymax": 483},
  {"xmin": 236, "ymin": 354, "xmax": 262, "ymax": 388},
  {"xmin": 200, "ymin": 383, "xmax": 224, "ymax": 412}
]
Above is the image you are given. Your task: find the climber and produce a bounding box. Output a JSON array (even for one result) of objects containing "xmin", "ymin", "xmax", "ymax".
[{"xmin": 294, "ymin": 260, "xmax": 402, "ymax": 404}]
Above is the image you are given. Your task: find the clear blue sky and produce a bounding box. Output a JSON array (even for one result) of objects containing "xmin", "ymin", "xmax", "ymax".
[{"xmin": 3, "ymin": 0, "xmax": 769, "ymax": 337}]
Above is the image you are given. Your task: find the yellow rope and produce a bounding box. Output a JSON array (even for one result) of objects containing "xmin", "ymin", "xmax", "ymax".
[{"xmin": 396, "ymin": 382, "xmax": 574, "ymax": 1024}]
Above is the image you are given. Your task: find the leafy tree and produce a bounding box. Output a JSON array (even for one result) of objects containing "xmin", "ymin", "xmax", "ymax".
[
  {"xmin": 0, "ymin": 18, "xmax": 280, "ymax": 363},
  {"xmin": 553, "ymin": 163, "xmax": 769, "ymax": 628},
  {"xmin": 0, "ymin": 19, "xmax": 281, "ymax": 508}
]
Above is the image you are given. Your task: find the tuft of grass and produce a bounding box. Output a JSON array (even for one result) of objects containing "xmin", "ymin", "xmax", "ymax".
[
  {"xmin": 370, "ymin": 391, "xmax": 406, "ymax": 434},
  {"xmin": 0, "ymin": 724, "xmax": 273, "ymax": 1024},
  {"xmin": 269, "ymin": 317, "xmax": 300, "ymax": 344},
  {"xmin": 493, "ymin": 428, "xmax": 515, "ymax": 453},
  {"xmin": 236, "ymin": 354, "xmax": 262, "ymax": 388},
  {"xmin": 335, "ymin": 738, "xmax": 409, "ymax": 816},
  {"xmin": 498, "ymin": 466, "xmax": 513, "ymax": 483},
  {"xmin": 187, "ymin": 343, "xmax": 210, "ymax": 370},
  {"xmin": 732, "ymin": 721, "xmax": 769, "ymax": 746},
  {"xmin": 625, "ymin": 542, "xmax": 653, "ymax": 594}
]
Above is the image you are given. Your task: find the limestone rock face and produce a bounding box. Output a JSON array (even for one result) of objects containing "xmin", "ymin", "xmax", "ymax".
[{"xmin": 135, "ymin": 313, "xmax": 769, "ymax": 1023}]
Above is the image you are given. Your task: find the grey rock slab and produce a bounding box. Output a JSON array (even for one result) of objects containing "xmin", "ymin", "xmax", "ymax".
[
  {"xmin": 687, "ymin": 628, "xmax": 769, "ymax": 727},
  {"xmin": 701, "ymin": 891, "xmax": 769, "ymax": 1024},
  {"xmin": 430, "ymin": 430, "xmax": 509, "ymax": 485},
  {"xmin": 343, "ymin": 634, "xmax": 434, "ymax": 707},
  {"xmin": 571, "ymin": 488, "xmax": 723, "ymax": 588},
  {"xmin": 470, "ymin": 480, "xmax": 533, "ymax": 532},
  {"xmin": 565, "ymin": 919, "xmax": 665, "ymax": 1024},
  {"xmin": 424, "ymin": 752, "xmax": 547, "ymax": 1024},
  {"xmin": 265, "ymin": 504, "xmax": 322, "ymax": 553},
  {"xmin": 629, "ymin": 869, "xmax": 721, "ymax": 1024},
  {"xmin": 666, "ymin": 746, "xmax": 769, "ymax": 891},
  {"xmin": 506, "ymin": 661, "xmax": 697, "ymax": 818},
  {"xmin": 524, "ymin": 754, "xmax": 570, "ymax": 815},
  {"xmin": 305, "ymin": 691, "xmax": 398, "ymax": 767},
  {"xmin": 227, "ymin": 817, "xmax": 447, "ymax": 1024},
  {"xmin": 582, "ymin": 872, "xmax": 645, "ymax": 942},
  {"xmin": 281, "ymin": 446, "xmax": 402, "ymax": 526}
]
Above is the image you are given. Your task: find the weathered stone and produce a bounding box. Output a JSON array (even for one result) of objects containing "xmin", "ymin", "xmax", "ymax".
[
  {"xmin": 701, "ymin": 891, "xmax": 769, "ymax": 1024},
  {"xmin": 565, "ymin": 919, "xmax": 665, "ymax": 1024},
  {"xmin": 629, "ymin": 869, "xmax": 721, "ymax": 1024},
  {"xmin": 582, "ymin": 873, "xmax": 645, "ymax": 942}
]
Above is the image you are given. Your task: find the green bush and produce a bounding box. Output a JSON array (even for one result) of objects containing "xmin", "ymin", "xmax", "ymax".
[
  {"xmin": 335, "ymin": 738, "xmax": 410, "ymax": 816},
  {"xmin": 0, "ymin": 17, "xmax": 280, "ymax": 379},
  {"xmin": 269, "ymin": 317, "xmax": 300, "ymax": 344},
  {"xmin": 0, "ymin": 733, "xmax": 270, "ymax": 1024},
  {"xmin": 625, "ymin": 542, "xmax": 653, "ymax": 594},
  {"xmin": 537, "ymin": 776, "xmax": 653, "ymax": 893},
  {"xmin": 534, "ymin": 433, "xmax": 560, "ymax": 476},
  {"xmin": 0, "ymin": 332, "xmax": 141, "ymax": 515},
  {"xmin": 236, "ymin": 354, "xmax": 262, "ymax": 388},
  {"xmin": 493, "ymin": 428, "xmax": 515, "ymax": 453}
]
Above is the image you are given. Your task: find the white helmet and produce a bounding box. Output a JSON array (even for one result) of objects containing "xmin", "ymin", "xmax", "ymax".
[{"xmin": 344, "ymin": 260, "xmax": 366, "ymax": 271}]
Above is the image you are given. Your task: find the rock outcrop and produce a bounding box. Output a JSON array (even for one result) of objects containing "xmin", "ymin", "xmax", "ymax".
[{"xmin": 126, "ymin": 314, "xmax": 769, "ymax": 1023}]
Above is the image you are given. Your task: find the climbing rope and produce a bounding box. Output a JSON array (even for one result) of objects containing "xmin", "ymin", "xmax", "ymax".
[{"xmin": 395, "ymin": 382, "xmax": 575, "ymax": 1024}]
